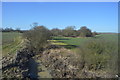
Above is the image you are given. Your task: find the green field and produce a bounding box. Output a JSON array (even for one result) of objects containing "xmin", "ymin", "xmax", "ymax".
[
  {"xmin": 51, "ymin": 34, "xmax": 118, "ymax": 49},
  {"xmin": 52, "ymin": 37, "xmax": 92, "ymax": 45},
  {"xmin": 2, "ymin": 32, "xmax": 24, "ymax": 56},
  {"xmin": 2, "ymin": 32, "xmax": 22, "ymax": 44},
  {"xmin": 95, "ymin": 34, "xmax": 118, "ymax": 41}
]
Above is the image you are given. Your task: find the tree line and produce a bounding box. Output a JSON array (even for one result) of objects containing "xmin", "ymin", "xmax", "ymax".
[
  {"xmin": 51, "ymin": 26, "xmax": 98, "ymax": 37},
  {"xmin": 0, "ymin": 27, "xmax": 24, "ymax": 33},
  {"xmin": 1, "ymin": 25, "xmax": 98, "ymax": 37}
]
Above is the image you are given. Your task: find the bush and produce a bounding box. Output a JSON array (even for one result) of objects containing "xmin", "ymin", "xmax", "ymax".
[
  {"xmin": 78, "ymin": 39, "xmax": 118, "ymax": 74},
  {"xmin": 23, "ymin": 26, "xmax": 52, "ymax": 53}
]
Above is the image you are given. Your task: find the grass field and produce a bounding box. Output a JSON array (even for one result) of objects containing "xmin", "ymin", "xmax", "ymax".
[
  {"xmin": 51, "ymin": 34, "xmax": 118, "ymax": 49},
  {"xmin": 95, "ymin": 34, "xmax": 118, "ymax": 41},
  {"xmin": 2, "ymin": 32, "xmax": 22, "ymax": 45},
  {"xmin": 2, "ymin": 32, "xmax": 24, "ymax": 56}
]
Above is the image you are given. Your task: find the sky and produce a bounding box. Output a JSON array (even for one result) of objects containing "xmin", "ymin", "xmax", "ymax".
[
  {"xmin": 2, "ymin": 2, "xmax": 118, "ymax": 32},
  {"xmin": 2, "ymin": 0, "xmax": 119, "ymax": 2}
]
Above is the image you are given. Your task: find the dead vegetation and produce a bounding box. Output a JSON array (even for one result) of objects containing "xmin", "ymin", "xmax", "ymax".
[{"xmin": 37, "ymin": 46, "xmax": 116, "ymax": 78}]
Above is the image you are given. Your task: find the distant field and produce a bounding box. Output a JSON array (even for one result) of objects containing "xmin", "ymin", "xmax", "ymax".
[
  {"xmin": 52, "ymin": 36, "xmax": 92, "ymax": 46},
  {"xmin": 2, "ymin": 32, "xmax": 24, "ymax": 56},
  {"xmin": 51, "ymin": 34, "xmax": 118, "ymax": 49},
  {"xmin": 2, "ymin": 32, "xmax": 22, "ymax": 45},
  {"xmin": 95, "ymin": 34, "xmax": 118, "ymax": 41}
]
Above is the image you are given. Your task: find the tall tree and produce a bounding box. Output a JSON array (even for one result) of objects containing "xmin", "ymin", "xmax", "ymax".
[
  {"xmin": 62, "ymin": 26, "xmax": 77, "ymax": 37},
  {"xmin": 51, "ymin": 28, "xmax": 62, "ymax": 36},
  {"xmin": 78, "ymin": 26, "xmax": 93, "ymax": 37}
]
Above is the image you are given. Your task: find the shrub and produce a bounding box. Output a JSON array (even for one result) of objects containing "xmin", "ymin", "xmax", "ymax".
[
  {"xmin": 78, "ymin": 39, "xmax": 118, "ymax": 74},
  {"xmin": 23, "ymin": 26, "xmax": 52, "ymax": 53}
]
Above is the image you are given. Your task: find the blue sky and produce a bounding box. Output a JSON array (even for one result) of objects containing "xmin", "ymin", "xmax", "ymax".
[{"xmin": 2, "ymin": 2, "xmax": 118, "ymax": 32}]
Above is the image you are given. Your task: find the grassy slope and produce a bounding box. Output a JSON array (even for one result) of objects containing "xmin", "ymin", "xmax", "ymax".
[
  {"xmin": 2, "ymin": 32, "xmax": 24, "ymax": 56},
  {"xmin": 96, "ymin": 34, "xmax": 118, "ymax": 42}
]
